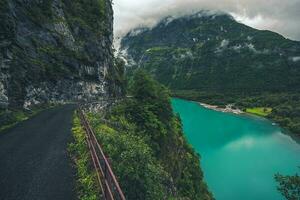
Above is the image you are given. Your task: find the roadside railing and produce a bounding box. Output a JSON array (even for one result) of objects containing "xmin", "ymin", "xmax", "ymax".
[{"xmin": 78, "ymin": 109, "xmax": 126, "ymax": 200}]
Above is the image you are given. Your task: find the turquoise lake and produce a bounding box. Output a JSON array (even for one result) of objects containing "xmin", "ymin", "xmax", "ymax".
[{"xmin": 172, "ymin": 98, "xmax": 300, "ymax": 200}]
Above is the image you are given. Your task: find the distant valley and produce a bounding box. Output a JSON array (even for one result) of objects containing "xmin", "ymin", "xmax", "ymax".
[{"xmin": 120, "ymin": 11, "xmax": 300, "ymax": 136}]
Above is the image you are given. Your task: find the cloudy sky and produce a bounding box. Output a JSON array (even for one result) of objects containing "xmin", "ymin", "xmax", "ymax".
[{"xmin": 113, "ymin": 0, "xmax": 300, "ymax": 41}]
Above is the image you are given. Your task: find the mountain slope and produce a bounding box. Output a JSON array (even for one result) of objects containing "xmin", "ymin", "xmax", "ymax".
[
  {"xmin": 87, "ymin": 70, "xmax": 213, "ymax": 199},
  {"xmin": 121, "ymin": 11, "xmax": 300, "ymax": 93},
  {"xmin": 0, "ymin": 0, "xmax": 122, "ymax": 109}
]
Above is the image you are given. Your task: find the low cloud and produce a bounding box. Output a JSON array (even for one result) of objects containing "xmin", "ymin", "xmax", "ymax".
[{"xmin": 113, "ymin": 0, "xmax": 300, "ymax": 41}]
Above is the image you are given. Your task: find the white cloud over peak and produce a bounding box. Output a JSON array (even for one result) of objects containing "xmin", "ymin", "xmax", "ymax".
[{"xmin": 113, "ymin": 0, "xmax": 300, "ymax": 41}]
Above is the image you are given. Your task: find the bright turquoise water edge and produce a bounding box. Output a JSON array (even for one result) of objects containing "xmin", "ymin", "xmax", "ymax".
[{"xmin": 171, "ymin": 98, "xmax": 300, "ymax": 200}]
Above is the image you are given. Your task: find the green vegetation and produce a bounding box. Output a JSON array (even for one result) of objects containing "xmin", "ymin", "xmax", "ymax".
[
  {"xmin": 122, "ymin": 13, "xmax": 300, "ymax": 94},
  {"xmin": 23, "ymin": 0, "xmax": 106, "ymax": 30},
  {"xmin": 25, "ymin": 0, "xmax": 53, "ymax": 24},
  {"xmin": 246, "ymin": 107, "xmax": 272, "ymax": 117},
  {"xmin": 275, "ymin": 170, "xmax": 300, "ymax": 200},
  {"xmin": 0, "ymin": 0, "xmax": 8, "ymax": 20},
  {"xmin": 0, "ymin": 104, "xmax": 54, "ymax": 132},
  {"xmin": 106, "ymin": 57, "xmax": 127, "ymax": 96},
  {"xmin": 0, "ymin": 110, "xmax": 28, "ymax": 132},
  {"xmin": 88, "ymin": 120, "xmax": 170, "ymax": 199},
  {"xmin": 86, "ymin": 70, "xmax": 213, "ymax": 199},
  {"xmin": 68, "ymin": 113, "xmax": 99, "ymax": 200},
  {"xmin": 63, "ymin": 0, "xmax": 107, "ymax": 35},
  {"xmin": 121, "ymin": 13, "xmax": 300, "ymax": 136}
]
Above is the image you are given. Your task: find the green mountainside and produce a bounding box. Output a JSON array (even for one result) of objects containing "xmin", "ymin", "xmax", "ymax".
[
  {"xmin": 121, "ymin": 11, "xmax": 300, "ymax": 135},
  {"xmin": 121, "ymin": 11, "xmax": 300, "ymax": 93},
  {"xmin": 86, "ymin": 70, "xmax": 213, "ymax": 199}
]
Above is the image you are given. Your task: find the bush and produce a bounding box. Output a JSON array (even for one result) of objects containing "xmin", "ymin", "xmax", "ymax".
[
  {"xmin": 87, "ymin": 70, "xmax": 213, "ymax": 199},
  {"xmin": 275, "ymin": 171, "xmax": 300, "ymax": 200},
  {"xmin": 69, "ymin": 113, "xmax": 99, "ymax": 200}
]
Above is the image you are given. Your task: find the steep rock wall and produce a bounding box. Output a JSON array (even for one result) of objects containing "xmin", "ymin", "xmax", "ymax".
[{"xmin": 0, "ymin": 0, "xmax": 121, "ymax": 109}]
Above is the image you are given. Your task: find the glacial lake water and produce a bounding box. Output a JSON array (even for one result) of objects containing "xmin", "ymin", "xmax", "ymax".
[{"xmin": 172, "ymin": 98, "xmax": 300, "ymax": 200}]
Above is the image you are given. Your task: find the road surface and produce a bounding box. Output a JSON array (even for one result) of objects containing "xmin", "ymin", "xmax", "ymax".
[{"xmin": 0, "ymin": 105, "xmax": 77, "ymax": 200}]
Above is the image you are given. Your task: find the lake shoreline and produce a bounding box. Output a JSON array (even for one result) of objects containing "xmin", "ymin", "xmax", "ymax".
[
  {"xmin": 172, "ymin": 98, "xmax": 300, "ymax": 200},
  {"xmin": 197, "ymin": 100, "xmax": 300, "ymax": 143},
  {"xmin": 173, "ymin": 97, "xmax": 300, "ymax": 143},
  {"xmin": 198, "ymin": 102, "xmax": 244, "ymax": 115}
]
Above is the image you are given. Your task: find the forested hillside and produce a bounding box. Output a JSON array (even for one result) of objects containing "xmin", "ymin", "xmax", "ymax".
[
  {"xmin": 86, "ymin": 70, "xmax": 213, "ymax": 199},
  {"xmin": 121, "ymin": 11, "xmax": 300, "ymax": 135}
]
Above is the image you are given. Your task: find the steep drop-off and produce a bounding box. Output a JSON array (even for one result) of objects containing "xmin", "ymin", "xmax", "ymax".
[
  {"xmin": 0, "ymin": 0, "xmax": 122, "ymax": 109},
  {"xmin": 87, "ymin": 70, "xmax": 213, "ymax": 200}
]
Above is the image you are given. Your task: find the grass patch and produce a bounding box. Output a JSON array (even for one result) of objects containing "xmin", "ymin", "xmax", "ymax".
[
  {"xmin": 0, "ymin": 111, "xmax": 28, "ymax": 132},
  {"xmin": 68, "ymin": 112, "xmax": 100, "ymax": 200},
  {"xmin": 0, "ymin": 104, "xmax": 55, "ymax": 133},
  {"xmin": 246, "ymin": 107, "xmax": 272, "ymax": 117}
]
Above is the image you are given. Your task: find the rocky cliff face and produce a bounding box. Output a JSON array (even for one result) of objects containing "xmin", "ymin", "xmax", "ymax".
[{"xmin": 0, "ymin": 0, "xmax": 122, "ymax": 109}]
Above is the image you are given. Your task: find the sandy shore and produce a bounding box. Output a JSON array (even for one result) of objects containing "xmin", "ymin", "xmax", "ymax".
[{"xmin": 199, "ymin": 102, "xmax": 244, "ymax": 114}]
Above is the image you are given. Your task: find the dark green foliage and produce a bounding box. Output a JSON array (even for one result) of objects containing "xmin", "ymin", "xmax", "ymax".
[
  {"xmin": 107, "ymin": 57, "xmax": 127, "ymax": 96},
  {"xmin": 122, "ymin": 12, "xmax": 300, "ymax": 92},
  {"xmin": 63, "ymin": 0, "xmax": 106, "ymax": 35},
  {"xmin": 122, "ymin": 12, "xmax": 300, "ymax": 135},
  {"xmin": 88, "ymin": 118, "xmax": 170, "ymax": 200},
  {"xmin": 0, "ymin": 0, "xmax": 14, "ymax": 41},
  {"xmin": 0, "ymin": 109, "xmax": 28, "ymax": 132},
  {"xmin": 0, "ymin": 0, "xmax": 8, "ymax": 29},
  {"xmin": 25, "ymin": 0, "xmax": 54, "ymax": 24},
  {"xmin": 275, "ymin": 170, "xmax": 300, "ymax": 200},
  {"xmin": 88, "ymin": 70, "xmax": 213, "ymax": 199},
  {"xmin": 0, "ymin": 103, "xmax": 54, "ymax": 132}
]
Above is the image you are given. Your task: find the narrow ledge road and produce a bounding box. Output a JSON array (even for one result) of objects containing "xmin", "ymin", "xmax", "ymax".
[{"xmin": 0, "ymin": 105, "xmax": 77, "ymax": 200}]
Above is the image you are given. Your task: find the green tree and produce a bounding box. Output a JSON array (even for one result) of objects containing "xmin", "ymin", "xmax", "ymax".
[
  {"xmin": 89, "ymin": 117, "xmax": 170, "ymax": 200},
  {"xmin": 87, "ymin": 70, "xmax": 213, "ymax": 199},
  {"xmin": 275, "ymin": 170, "xmax": 300, "ymax": 200},
  {"xmin": 107, "ymin": 70, "xmax": 213, "ymax": 199}
]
